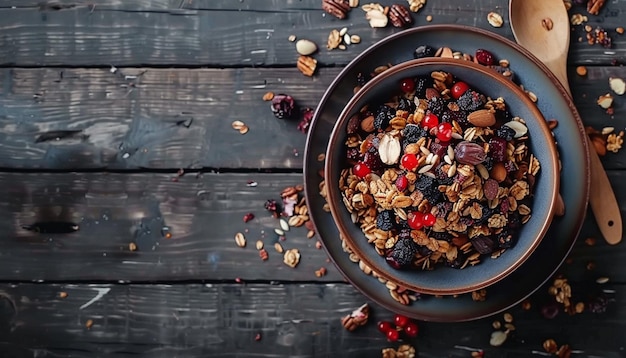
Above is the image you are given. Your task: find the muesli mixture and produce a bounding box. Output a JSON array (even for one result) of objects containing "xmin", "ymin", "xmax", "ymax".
[{"xmin": 339, "ymin": 69, "xmax": 540, "ymax": 271}]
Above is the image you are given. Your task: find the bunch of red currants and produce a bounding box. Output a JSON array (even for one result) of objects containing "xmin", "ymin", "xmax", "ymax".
[{"xmin": 377, "ymin": 314, "xmax": 419, "ymax": 341}]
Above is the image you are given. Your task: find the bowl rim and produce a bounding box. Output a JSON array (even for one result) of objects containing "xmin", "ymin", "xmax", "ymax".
[{"xmin": 324, "ymin": 57, "xmax": 560, "ymax": 295}]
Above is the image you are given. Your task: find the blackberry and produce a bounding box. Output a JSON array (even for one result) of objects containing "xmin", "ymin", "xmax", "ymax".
[
  {"xmin": 441, "ymin": 109, "xmax": 468, "ymax": 125},
  {"xmin": 397, "ymin": 220, "xmax": 411, "ymax": 232},
  {"xmin": 495, "ymin": 126, "xmax": 516, "ymax": 141},
  {"xmin": 494, "ymin": 108, "xmax": 513, "ymax": 123},
  {"xmin": 456, "ymin": 90, "xmax": 486, "ymax": 112},
  {"xmin": 376, "ymin": 210, "xmax": 395, "ymax": 231},
  {"xmin": 388, "ymin": 237, "xmax": 418, "ymax": 268},
  {"xmin": 427, "ymin": 97, "xmax": 448, "ymax": 115},
  {"xmin": 398, "ymin": 97, "xmax": 416, "ymax": 112},
  {"xmin": 402, "ymin": 124, "xmax": 428, "ymax": 145},
  {"xmin": 497, "ymin": 230, "xmax": 515, "ymax": 249},
  {"xmin": 415, "ymin": 175, "xmax": 441, "ymax": 203},
  {"xmin": 413, "ymin": 45, "xmax": 436, "ymax": 59},
  {"xmin": 434, "ymin": 163, "xmax": 454, "ymax": 186},
  {"xmin": 413, "ymin": 76, "xmax": 433, "ymax": 98},
  {"xmin": 374, "ymin": 105, "xmax": 395, "ymax": 130},
  {"xmin": 471, "ymin": 234, "xmax": 497, "ymax": 254},
  {"xmin": 397, "ymin": 229, "xmax": 411, "ymax": 240}
]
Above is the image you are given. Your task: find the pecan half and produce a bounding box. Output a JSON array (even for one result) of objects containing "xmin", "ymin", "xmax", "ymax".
[
  {"xmin": 388, "ymin": 4, "xmax": 412, "ymax": 28},
  {"xmin": 322, "ymin": 0, "xmax": 351, "ymax": 19},
  {"xmin": 297, "ymin": 55, "xmax": 317, "ymax": 77}
]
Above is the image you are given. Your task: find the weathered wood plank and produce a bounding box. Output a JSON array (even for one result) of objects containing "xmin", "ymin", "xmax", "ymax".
[
  {"xmin": 0, "ymin": 66, "xmax": 624, "ymax": 170},
  {"xmin": 0, "ymin": 67, "xmax": 339, "ymax": 169},
  {"xmin": 0, "ymin": 171, "xmax": 624, "ymax": 282},
  {"xmin": 0, "ymin": 0, "xmax": 624, "ymax": 67},
  {"xmin": 0, "ymin": 282, "xmax": 623, "ymax": 357},
  {"xmin": 0, "ymin": 172, "xmax": 345, "ymax": 282}
]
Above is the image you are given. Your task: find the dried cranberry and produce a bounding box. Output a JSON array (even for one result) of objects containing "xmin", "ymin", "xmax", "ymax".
[
  {"xmin": 297, "ymin": 107, "xmax": 314, "ymax": 133},
  {"xmin": 243, "ymin": 213, "xmax": 255, "ymax": 223},
  {"xmin": 475, "ymin": 49, "xmax": 496, "ymax": 66},
  {"xmin": 363, "ymin": 149, "xmax": 384, "ymax": 172},
  {"xmin": 270, "ymin": 94, "xmax": 296, "ymax": 119},
  {"xmin": 483, "ymin": 179, "xmax": 499, "ymax": 200},
  {"xmin": 488, "ymin": 137, "xmax": 507, "ymax": 162},
  {"xmin": 429, "ymin": 140, "xmax": 447, "ymax": 157},
  {"xmin": 395, "ymin": 175, "xmax": 409, "ymax": 192}
]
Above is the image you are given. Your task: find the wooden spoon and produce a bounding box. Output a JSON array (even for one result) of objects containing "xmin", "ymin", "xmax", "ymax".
[{"xmin": 509, "ymin": 0, "xmax": 622, "ymax": 245}]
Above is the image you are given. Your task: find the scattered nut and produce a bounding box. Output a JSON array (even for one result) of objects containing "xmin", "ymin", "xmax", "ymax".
[
  {"xmin": 288, "ymin": 35, "xmax": 296, "ymax": 42},
  {"xmin": 259, "ymin": 248, "xmax": 269, "ymax": 261},
  {"xmin": 407, "ymin": 0, "xmax": 426, "ymax": 13},
  {"xmin": 350, "ymin": 34, "xmax": 361, "ymax": 44},
  {"xmin": 596, "ymin": 277, "xmax": 609, "ymax": 284},
  {"xmin": 388, "ymin": 4, "xmax": 413, "ymax": 28},
  {"xmin": 609, "ymin": 77, "xmax": 625, "ymax": 95},
  {"xmin": 489, "ymin": 330, "xmax": 508, "ymax": 347},
  {"xmin": 315, "ymin": 267, "xmax": 327, "ymax": 277},
  {"xmin": 576, "ymin": 66, "xmax": 587, "ymax": 76},
  {"xmin": 255, "ymin": 240, "xmax": 264, "ymax": 250},
  {"xmin": 426, "ymin": 14, "xmax": 432, "ymax": 22},
  {"xmin": 295, "ymin": 39, "xmax": 318, "ymax": 56},
  {"xmin": 235, "ymin": 232, "xmax": 246, "ymax": 247},
  {"xmin": 59, "ymin": 292, "xmax": 68, "ymax": 299},
  {"xmin": 262, "ymin": 92, "xmax": 274, "ymax": 101},
  {"xmin": 283, "ymin": 248, "xmax": 301, "ymax": 268},
  {"xmin": 129, "ymin": 242, "xmax": 137, "ymax": 251},
  {"xmin": 340, "ymin": 303, "xmax": 369, "ymax": 331},
  {"xmin": 322, "ymin": 0, "xmax": 351, "ymax": 19},
  {"xmin": 570, "ymin": 13, "xmax": 587, "ymax": 26},
  {"xmin": 349, "ymin": 0, "xmax": 359, "ymax": 7},
  {"xmin": 617, "ymin": 27, "xmax": 625, "ymax": 34},
  {"xmin": 587, "ymin": 0, "xmax": 605, "ymax": 15},
  {"xmin": 364, "ymin": 6, "xmax": 388, "ymax": 28},
  {"xmin": 487, "ymin": 12, "xmax": 503, "ymax": 28},
  {"xmin": 85, "ymin": 319, "xmax": 94, "ymax": 329},
  {"xmin": 297, "ymin": 55, "xmax": 317, "ymax": 77},
  {"xmin": 544, "ymin": 338, "xmax": 558, "ymax": 354},
  {"xmin": 327, "ymin": 29, "xmax": 341, "ymax": 50},
  {"xmin": 597, "ymin": 93, "xmax": 614, "ymax": 109}
]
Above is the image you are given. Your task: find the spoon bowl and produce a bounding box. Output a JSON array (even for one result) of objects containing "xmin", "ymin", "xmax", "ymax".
[{"xmin": 509, "ymin": 0, "xmax": 622, "ymax": 245}]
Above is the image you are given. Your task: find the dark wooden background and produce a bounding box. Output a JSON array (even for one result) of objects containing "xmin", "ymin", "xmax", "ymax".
[{"xmin": 0, "ymin": 0, "xmax": 624, "ymax": 357}]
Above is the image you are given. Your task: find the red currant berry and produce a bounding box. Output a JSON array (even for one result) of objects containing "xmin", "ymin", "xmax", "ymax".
[
  {"xmin": 353, "ymin": 162, "xmax": 371, "ymax": 178},
  {"xmin": 395, "ymin": 175, "xmax": 409, "ymax": 192},
  {"xmin": 408, "ymin": 212, "xmax": 424, "ymax": 230},
  {"xmin": 404, "ymin": 322, "xmax": 419, "ymax": 337},
  {"xmin": 422, "ymin": 213, "xmax": 436, "ymax": 227},
  {"xmin": 400, "ymin": 78, "xmax": 415, "ymax": 93},
  {"xmin": 436, "ymin": 122, "xmax": 453, "ymax": 142},
  {"xmin": 401, "ymin": 153, "xmax": 419, "ymax": 171},
  {"xmin": 386, "ymin": 329, "xmax": 400, "ymax": 342},
  {"xmin": 394, "ymin": 314, "xmax": 410, "ymax": 328},
  {"xmin": 451, "ymin": 81, "xmax": 470, "ymax": 99},
  {"xmin": 377, "ymin": 321, "xmax": 394, "ymax": 334},
  {"xmin": 421, "ymin": 113, "xmax": 439, "ymax": 129}
]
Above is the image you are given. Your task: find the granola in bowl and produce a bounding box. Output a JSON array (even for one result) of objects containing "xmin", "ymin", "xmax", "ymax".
[{"xmin": 324, "ymin": 58, "xmax": 559, "ymax": 295}]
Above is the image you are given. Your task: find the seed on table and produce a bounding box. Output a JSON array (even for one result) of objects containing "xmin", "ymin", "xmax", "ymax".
[
  {"xmin": 350, "ymin": 35, "xmax": 361, "ymax": 44},
  {"xmin": 231, "ymin": 120, "xmax": 245, "ymax": 130},
  {"xmin": 279, "ymin": 218, "xmax": 290, "ymax": 232},
  {"xmin": 596, "ymin": 277, "xmax": 609, "ymax": 284},
  {"xmin": 274, "ymin": 242, "xmax": 284, "ymax": 253},
  {"xmin": 234, "ymin": 232, "xmax": 246, "ymax": 247},
  {"xmin": 262, "ymin": 92, "xmax": 275, "ymax": 101},
  {"xmin": 576, "ymin": 66, "xmax": 587, "ymax": 76},
  {"xmin": 492, "ymin": 320, "xmax": 501, "ymax": 329},
  {"xmin": 503, "ymin": 312, "xmax": 513, "ymax": 323},
  {"xmin": 288, "ymin": 34, "xmax": 296, "ymax": 42},
  {"xmin": 489, "ymin": 330, "xmax": 508, "ymax": 346},
  {"xmin": 59, "ymin": 291, "xmax": 68, "ymax": 299},
  {"xmin": 129, "ymin": 242, "xmax": 137, "ymax": 251},
  {"xmin": 339, "ymin": 27, "xmax": 348, "ymax": 36},
  {"xmin": 426, "ymin": 15, "xmax": 432, "ymax": 22},
  {"xmin": 255, "ymin": 240, "xmax": 264, "ymax": 250},
  {"xmin": 487, "ymin": 12, "xmax": 503, "ymax": 28},
  {"xmin": 259, "ymin": 248, "xmax": 269, "ymax": 261},
  {"xmin": 85, "ymin": 319, "xmax": 94, "ymax": 329},
  {"xmin": 274, "ymin": 228, "xmax": 285, "ymax": 236}
]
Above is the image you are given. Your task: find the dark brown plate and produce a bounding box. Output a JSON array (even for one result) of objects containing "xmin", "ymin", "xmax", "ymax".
[{"xmin": 303, "ymin": 25, "xmax": 590, "ymax": 321}]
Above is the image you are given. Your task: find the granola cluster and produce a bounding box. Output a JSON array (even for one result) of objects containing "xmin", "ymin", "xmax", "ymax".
[{"xmin": 338, "ymin": 70, "xmax": 539, "ymax": 272}]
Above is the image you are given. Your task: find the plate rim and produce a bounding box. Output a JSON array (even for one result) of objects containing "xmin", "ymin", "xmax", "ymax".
[{"xmin": 303, "ymin": 24, "xmax": 590, "ymax": 321}]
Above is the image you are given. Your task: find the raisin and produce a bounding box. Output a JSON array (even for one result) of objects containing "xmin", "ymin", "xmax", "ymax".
[
  {"xmin": 454, "ymin": 141, "xmax": 486, "ymax": 165},
  {"xmin": 471, "ymin": 235, "xmax": 496, "ymax": 254}
]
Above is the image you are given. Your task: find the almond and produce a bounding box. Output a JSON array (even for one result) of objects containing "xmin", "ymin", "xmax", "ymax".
[
  {"xmin": 425, "ymin": 88, "xmax": 440, "ymax": 100},
  {"xmin": 467, "ymin": 109, "xmax": 496, "ymax": 127},
  {"xmin": 490, "ymin": 162, "xmax": 507, "ymax": 182},
  {"xmin": 360, "ymin": 115, "xmax": 375, "ymax": 132}
]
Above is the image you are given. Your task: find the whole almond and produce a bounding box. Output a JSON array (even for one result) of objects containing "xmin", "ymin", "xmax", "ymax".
[
  {"xmin": 425, "ymin": 88, "xmax": 440, "ymax": 100},
  {"xmin": 467, "ymin": 109, "xmax": 496, "ymax": 127},
  {"xmin": 490, "ymin": 162, "xmax": 507, "ymax": 182}
]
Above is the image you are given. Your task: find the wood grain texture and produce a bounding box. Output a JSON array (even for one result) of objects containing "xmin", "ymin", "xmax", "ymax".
[
  {"xmin": 0, "ymin": 282, "xmax": 623, "ymax": 357},
  {"xmin": 0, "ymin": 67, "xmax": 339, "ymax": 169},
  {"xmin": 0, "ymin": 171, "xmax": 624, "ymax": 283},
  {"xmin": 0, "ymin": 172, "xmax": 346, "ymax": 282},
  {"xmin": 0, "ymin": 0, "xmax": 624, "ymax": 67},
  {"xmin": 0, "ymin": 66, "xmax": 624, "ymax": 170}
]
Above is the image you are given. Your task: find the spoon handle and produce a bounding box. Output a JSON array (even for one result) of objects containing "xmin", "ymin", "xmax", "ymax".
[{"xmin": 588, "ymin": 146, "xmax": 622, "ymax": 245}]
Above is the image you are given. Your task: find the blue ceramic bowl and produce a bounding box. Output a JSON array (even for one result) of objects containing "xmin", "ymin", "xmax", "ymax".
[{"xmin": 324, "ymin": 57, "xmax": 560, "ymax": 296}]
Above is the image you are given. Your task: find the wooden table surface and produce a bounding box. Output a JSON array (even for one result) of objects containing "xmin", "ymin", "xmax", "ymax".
[{"xmin": 0, "ymin": 0, "xmax": 624, "ymax": 357}]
